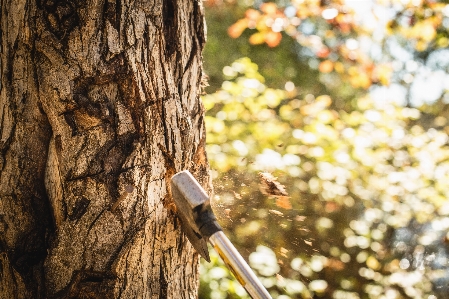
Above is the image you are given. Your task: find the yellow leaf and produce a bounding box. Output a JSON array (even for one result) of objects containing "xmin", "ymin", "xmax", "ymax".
[
  {"xmin": 317, "ymin": 110, "xmax": 335, "ymax": 124},
  {"xmin": 249, "ymin": 32, "xmax": 266, "ymax": 45},
  {"xmin": 374, "ymin": 64, "xmax": 392, "ymax": 86},
  {"xmin": 316, "ymin": 95, "xmax": 332, "ymax": 107},
  {"xmin": 334, "ymin": 62, "xmax": 345, "ymax": 73},
  {"xmin": 415, "ymin": 40, "xmax": 428, "ymax": 52},
  {"xmin": 366, "ymin": 256, "xmax": 381, "ymax": 270},
  {"xmin": 412, "ymin": 21, "xmax": 436, "ymax": 42},
  {"xmin": 438, "ymin": 37, "xmax": 449, "ymax": 48},
  {"xmin": 349, "ymin": 72, "xmax": 371, "ymax": 89}
]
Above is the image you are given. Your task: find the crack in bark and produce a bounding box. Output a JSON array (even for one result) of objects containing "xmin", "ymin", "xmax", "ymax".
[
  {"xmin": 158, "ymin": 257, "xmax": 168, "ymax": 299},
  {"xmin": 192, "ymin": 0, "xmax": 206, "ymax": 49},
  {"xmin": 0, "ymin": 105, "xmax": 16, "ymax": 172},
  {"xmin": 118, "ymin": 64, "xmax": 145, "ymax": 138},
  {"xmin": 52, "ymin": 269, "xmax": 117, "ymax": 299},
  {"xmin": 65, "ymin": 170, "xmax": 106, "ymax": 182},
  {"xmin": 67, "ymin": 196, "xmax": 91, "ymax": 221},
  {"xmin": 106, "ymin": 209, "xmax": 152, "ymax": 269},
  {"xmin": 38, "ymin": 0, "xmax": 83, "ymax": 48},
  {"xmin": 162, "ymin": 0, "xmax": 178, "ymax": 58}
]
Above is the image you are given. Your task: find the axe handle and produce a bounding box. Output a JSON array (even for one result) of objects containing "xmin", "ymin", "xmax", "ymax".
[{"xmin": 209, "ymin": 231, "xmax": 272, "ymax": 299}]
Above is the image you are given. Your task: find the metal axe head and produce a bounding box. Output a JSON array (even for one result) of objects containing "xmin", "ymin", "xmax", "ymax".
[{"xmin": 171, "ymin": 170, "xmax": 212, "ymax": 262}]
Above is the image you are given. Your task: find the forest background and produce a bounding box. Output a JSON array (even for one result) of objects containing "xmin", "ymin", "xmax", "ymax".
[{"xmin": 198, "ymin": 0, "xmax": 449, "ymax": 298}]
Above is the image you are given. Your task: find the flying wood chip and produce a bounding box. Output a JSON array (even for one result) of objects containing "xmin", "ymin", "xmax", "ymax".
[
  {"xmin": 275, "ymin": 196, "xmax": 292, "ymax": 210},
  {"xmin": 258, "ymin": 172, "xmax": 289, "ymax": 197}
]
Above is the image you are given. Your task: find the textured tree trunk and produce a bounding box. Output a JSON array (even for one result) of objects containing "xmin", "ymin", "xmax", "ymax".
[{"xmin": 0, "ymin": 0, "xmax": 209, "ymax": 298}]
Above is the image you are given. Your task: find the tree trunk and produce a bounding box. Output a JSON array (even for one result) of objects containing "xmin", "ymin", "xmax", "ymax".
[{"xmin": 0, "ymin": 0, "xmax": 209, "ymax": 298}]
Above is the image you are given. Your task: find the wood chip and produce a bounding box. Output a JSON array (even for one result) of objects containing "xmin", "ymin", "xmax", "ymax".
[
  {"xmin": 275, "ymin": 196, "xmax": 292, "ymax": 210},
  {"xmin": 259, "ymin": 172, "xmax": 288, "ymax": 197},
  {"xmin": 269, "ymin": 209, "xmax": 284, "ymax": 216}
]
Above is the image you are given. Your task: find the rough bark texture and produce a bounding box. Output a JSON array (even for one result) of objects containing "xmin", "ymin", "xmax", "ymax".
[{"xmin": 0, "ymin": 0, "xmax": 209, "ymax": 298}]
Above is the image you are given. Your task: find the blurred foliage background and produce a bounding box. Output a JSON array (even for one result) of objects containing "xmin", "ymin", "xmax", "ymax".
[{"xmin": 199, "ymin": 0, "xmax": 449, "ymax": 298}]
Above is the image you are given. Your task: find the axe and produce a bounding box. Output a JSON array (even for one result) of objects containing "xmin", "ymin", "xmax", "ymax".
[{"xmin": 171, "ymin": 170, "xmax": 272, "ymax": 299}]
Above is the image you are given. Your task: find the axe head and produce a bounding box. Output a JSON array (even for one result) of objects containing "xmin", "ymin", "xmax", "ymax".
[{"xmin": 171, "ymin": 170, "xmax": 211, "ymax": 262}]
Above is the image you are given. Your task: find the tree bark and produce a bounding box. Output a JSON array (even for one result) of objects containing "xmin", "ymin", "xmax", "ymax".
[{"xmin": 0, "ymin": 0, "xmax": 209, "ymax": 298}]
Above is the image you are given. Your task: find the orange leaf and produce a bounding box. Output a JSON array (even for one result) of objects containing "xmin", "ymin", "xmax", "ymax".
[
  {"xmin": 265, "ymin": 31, "xmax": 282, "ymax": 47},
  {"xmin": 276, "ymin": 196, "xmax": 292, "ymax": 210},
  {"xmin": 260, "ymin": 2, "xmax": 278, "ymax": 15},
  {"xmin": 326, "ymin": 259, "xmax": 345, "ymax": 271},
  {"xmin": 319, "ymin": 60, "xmax": 334, "ymax": 73},
  {"xmin": 338, "ymin": 22, "xmax": 351, "ymax": 34},
  {"xmin": 228, "ymin": 19, "xmax": 248, "ymax": 38},
  {"xmin": 203, "ymin": 0, "xmax": 222, "ymax": 7},
  {"xmin": 316, "ymin": 47, "xmax": 330, "ymax": 58},
  {"xmin": 245, "ymin": 8, "xmax": 261, "ymax": 21}
]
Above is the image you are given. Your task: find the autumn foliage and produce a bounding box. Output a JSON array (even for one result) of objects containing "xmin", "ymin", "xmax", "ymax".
[{"xmin": 226, "ymin": 0, "xmax": 449, "ymax": 91}]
